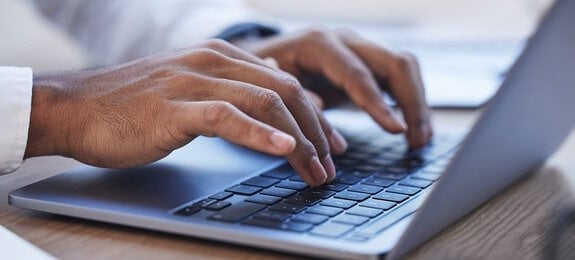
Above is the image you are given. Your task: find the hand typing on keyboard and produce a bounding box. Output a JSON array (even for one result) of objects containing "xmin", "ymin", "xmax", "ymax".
[{"xmin": 24, "ymin": 28, "xmax": 432, "ymax": 187}]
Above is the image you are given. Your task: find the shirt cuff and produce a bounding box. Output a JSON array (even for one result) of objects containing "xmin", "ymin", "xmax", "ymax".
[
  {"xmin": 0, "ymin": 67, "xmax": 33, "ymax": 175},
  {"xmin": 214, "ymin": 22, "xmax": 280, "ymax": 42}
]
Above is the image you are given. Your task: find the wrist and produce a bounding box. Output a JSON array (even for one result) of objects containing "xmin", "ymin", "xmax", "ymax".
[{"xmin": 24, "ymin": 73, "xmax": 75, "ymax": 158}]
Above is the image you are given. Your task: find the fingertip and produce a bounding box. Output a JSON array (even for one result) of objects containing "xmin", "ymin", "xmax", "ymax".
[
  {"xmin": 322, "ymin": 154, "xmax": 337, "ymax": 182},
  {"xmin": 407, "ymin": 122, "xmax": 434, "ymax": 149},
  {"xmin": 371, "ymin": 103, "xmax": 407, "ymax": 134},
  {"xmin": 309, "ymin": 155, "xmax": 327, "ymax": 186},
  {"xmin": 329, "ymin": 129, "xmax": 348, "ymax": 155}
]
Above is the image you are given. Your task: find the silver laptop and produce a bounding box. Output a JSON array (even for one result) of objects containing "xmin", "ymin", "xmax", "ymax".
[{"xmin": 9, "ymin": 0, "xmax": 575, "ymax": 259}]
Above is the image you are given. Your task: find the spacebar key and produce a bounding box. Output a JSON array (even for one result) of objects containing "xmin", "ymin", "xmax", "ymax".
[{"xmin": 209, "ymin": 202, "xmax": 266, "ymax": 222}]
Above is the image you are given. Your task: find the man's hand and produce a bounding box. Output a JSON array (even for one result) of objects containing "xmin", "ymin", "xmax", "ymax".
[
  {"xmin": 25, "ymin": 40, "xmax": 346, "ymax": 186},
  {"xmin": 235, "ymin": 27, "xmax": 433, "ymax": 148}
]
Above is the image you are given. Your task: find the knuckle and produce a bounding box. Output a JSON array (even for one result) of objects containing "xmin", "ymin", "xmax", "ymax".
[
  {"xmin": 193, "ymin": 48, "xmax": 226, "ymax": 63},
  {"xmin": 393, "ymin": 52, "xmax": 419, "ymax": 72},
  {"xmin": 204, "ymin": 101, "xmax": 235, "ymax": 128},
  {"xmin": 253, "ymin": 89, "xmax": 285, "ymax": 112},
  {"xmin": 150, "ymin": 68, "xmax": 174, "ymax": 79},
  {"xmin": 301, "ymin": 27, "xmax": 333, "ymax": 45},
  {"xmin": 304, "ymin": 27, "xmax": 330, "ymax": 39},
  {"xmin": 278, "ymin": 76, "xmax": 304, "ymax": 99},
  {"xmin": 201, "ymin": 39, "xmax": 234, "ymax": 51}
]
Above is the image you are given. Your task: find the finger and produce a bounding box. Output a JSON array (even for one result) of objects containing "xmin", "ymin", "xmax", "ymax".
[
  {"xmin": 176, "ymin": 54, "xmax": 335, "ymax": 186},
  {"xmin": 192, "ymin": 39, "xmax": 284, "ymax": 73},
  {"xmin": 337, "ymin": 30, "xmax": 433, "ymax": 147},
  {"xmin": 303, "ymin": 89, "xmax": 325, "ymax": 110},
  {"xmin": 308, "ymin": 97, "xmax": 347, "ymax": 182},
  {"xmin": 175, "ymin": 100, "xmax": 297, "ymax": 156},
  {"xmin": 294, "ymin": 30, "xmax": 407, "ymax": 134}
]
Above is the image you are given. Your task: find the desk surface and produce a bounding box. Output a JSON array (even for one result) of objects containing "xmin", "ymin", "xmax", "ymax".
[{"xmin": 1, "ymin": 109, "xmax": 574, "ymax": 260}]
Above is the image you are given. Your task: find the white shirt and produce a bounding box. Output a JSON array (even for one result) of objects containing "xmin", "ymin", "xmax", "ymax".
[
  {"xmin": 32, "ymin": 0, "xmax": 269, "ymax": 66},
  {"xmin": 0, "ymin": 67, "xmax": 33, "ymax": 175},
  {"xmin": 1, "ymin": 0, "xmax": 269, "ymax": 174}
]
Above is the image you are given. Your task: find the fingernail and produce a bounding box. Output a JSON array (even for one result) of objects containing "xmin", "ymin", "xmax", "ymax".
[
  {"xmin": 309, "ymin": 156, "xmax": 327, "ymax": 185},
  {"xmin": 269, "ymin": 131, "xmax": 296, "ymax": 152},
  {"xmin": 322, "ymin": 154, "xmax": 336, "ymax": 182},
  {"xmin": 330, "ymin": 130, "xmax": 348, "ymax": 154},
  {"xmin": 388, "ymin": 111, "xmax": 407, "ymax": 132}
]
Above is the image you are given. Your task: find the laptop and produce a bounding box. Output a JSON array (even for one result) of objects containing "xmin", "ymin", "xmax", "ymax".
[{"xmin": 9, "ymin": 0, "xmax": 575, "ymax": 259}]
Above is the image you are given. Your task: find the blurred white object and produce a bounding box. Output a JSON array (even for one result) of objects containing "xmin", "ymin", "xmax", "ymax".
[
  {"xmin": 247, "ymin": 0, "xmax": 551, "ymax": 107},
  {"xmin": 0, "ymin": 225, "xmax": 55, "ymax": 260}
]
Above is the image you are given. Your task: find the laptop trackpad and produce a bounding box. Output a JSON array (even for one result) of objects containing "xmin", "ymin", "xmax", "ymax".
[{"xmin": 12, "ymin": 137, "xmax": 283, "ymax": 212}]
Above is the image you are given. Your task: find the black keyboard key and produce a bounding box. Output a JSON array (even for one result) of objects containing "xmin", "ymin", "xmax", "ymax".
[
  {"xmin": 387, "ymin": 185, "xmax": 420, "ymax": 196},
  {"xmin": 289, "ymin": 175, "xmax": 305, "ymax": 182},
  {"xmin": 334, "ymin": 157, "xmax": 359, "ymax": 167},
  {"xmin": 269, "ymin": 202, "xmax": 307, "ymax": 214},
  {"xmin": 376, "ymin": 152, "xmax": 404, "ymax": 161},
  {"xmin": 344, "ymin": 151, "xmax": 373, "ymax": 160},
  {"xmin": 226, "ymin": 185, "xmax": 262, "ymax": 195},
  {"xmin": 411, "ymin": 171, "xmax": 441, "ymax": 181},
  {"xmin": 242, "ymin": 176, "xmax": 280, "ymax": 188},
  {"xmin": 285, "ymin": 195, "xmax": 321, "ymax": 206},
  {"xmin": 242, "ymin": 218, "xmax": 313, "ymax": 233},
  {"xmin": 173, "ymin": 198, "xmax": 216, "ymax": 216},
  {"xmin": 276, "ymin": 180, "xmax": 308, "ymax": 191},
  {"xmin": 195, "ymin": 198, "xmax": 216, "ymax": 206},
  {"xmin": 340, "ymin": 170, "xmax": 373, "ymax": 178},
  {"xmin": 291, "ymin": 213, "xmax": 329, "ymax": 224},
  {"xmin": 261, "ymin": 187, "xmax": 297, "ymax": 198},
  {"xmin": 365, "ymin": 157, "xmax": 396, "ymax": 167},
  {"xmin": 346, "ymin": 206, "xmax": 383, "ymax": 218},
  {"xmin": 299, "ymin": 188, "xmax": 335, "ymax": 199},
  {"xmin": 332, "ymin": 175, "xmax": 362, "ymax": 185},
  {"xmin": 373, "ymin": 192, "xmax": 409, "ymax": 203},
  {"xmin": 319, "ymin": 183, "xmax": 349, "ymax": 192},
  {"xmin": 203, "ymin": 200, "xmax": 232, "ymax": 211},
  {"xmin": 209, "ymin": 191, "xmax": 233, "ymax": 200},
  {"xmin": 352, "ymin": 164, "xmax": 381, "ymax": 172},
  {"xmin": 334, "ymin": 191, "xmax": 370, "ymax": 202},
  {"xmin": 208, "ymin": 202, "xmax": 266, "ymax": 222},
  {"xmin": 254, "ymin": 210, "xmax": 291, "ymax": 222},
  {"xmin": 310, "ymin": 222, "xmax": 355, "ymax": 238},
  {"xmin": 307, "ymin": 205, "xmax": 343, "ymax": 217},
  {"xmin": 332, "ymin": 214, "xmax": 370, "ymax": 226},
  {"xmin": 174, "ymin": 205, "xmax": 202, "ymax": 216},
  {"xmin": 362, "ymin": 178, "xmax": 395, "ymax": 188},
  {"xmin": 374, "ymin": 172, "xmax": 408, "ymax": 181},
  {"xmin": 398, "ymin": 178, "xmax": 432, "ymax": 189},
  {"xmin": 261, "ymin": 164, "xmax": 295, "ymax": 179},
  {"xmin": 320, "ymin": 198, "xmax": 356, "ymax": 209},
  {"xmin": 360, "ymin": 199, "xmax": 396, "ymax": 210},
  {"xmin": 245, "ymin": 194, "xmax": 282, "ymax": 205},
  {"xmin": 348, "ymin": 184, "xmax": 383, "ymax": 195}
]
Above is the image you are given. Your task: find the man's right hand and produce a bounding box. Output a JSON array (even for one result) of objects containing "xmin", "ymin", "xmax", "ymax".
[{"xmin": 25, "ymin": 40, "xmax": 343, "ymax": 186}]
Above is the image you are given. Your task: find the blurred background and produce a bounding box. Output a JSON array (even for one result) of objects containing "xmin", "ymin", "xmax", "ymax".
[{"xmin": 0, "ymin": 0, "xmax": 553, "ymax": 106}]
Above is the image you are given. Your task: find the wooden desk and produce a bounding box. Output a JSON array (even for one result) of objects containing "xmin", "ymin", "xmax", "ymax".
[{"xmin": 1, "ymin": 109, "xmax": 574, "ymax": 259}]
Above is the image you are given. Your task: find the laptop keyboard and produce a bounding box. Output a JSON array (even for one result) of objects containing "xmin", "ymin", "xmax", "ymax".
[{"xmin": 173, "ymin": 132, "xmax": 460, "ymax": 241}]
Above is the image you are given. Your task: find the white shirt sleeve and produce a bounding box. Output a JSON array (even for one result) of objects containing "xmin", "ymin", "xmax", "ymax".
[
  {"xmin": 31, "ymin": 0, "xmax": 272, "ymax": 66},
  {"xmin": 0, "ymin": 67, "xmax": 33, "ymax": 175}
]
